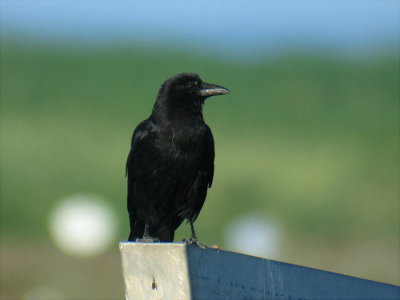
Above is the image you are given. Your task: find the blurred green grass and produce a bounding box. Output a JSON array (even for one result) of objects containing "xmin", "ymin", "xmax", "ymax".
[{"xmin": 0, "ymin": 42, "xmax": 399, "ymax": 298}]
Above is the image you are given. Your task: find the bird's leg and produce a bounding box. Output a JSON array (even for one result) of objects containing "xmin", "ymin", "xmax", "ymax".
[
  {"xmin": 190, "ymin": 221, "xmax": 197, "ymax": 240},
  {"xmin": 136, "ymin": 224, "xmax": 160, "ymax": 243},
  {"xmin": 183, "ymin": 221, "xmax": 207, "ymax": 249}
]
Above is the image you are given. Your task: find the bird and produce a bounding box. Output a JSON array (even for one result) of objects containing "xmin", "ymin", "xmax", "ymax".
[{"xmin": 126, "ymin": 73, "xmax": 230, "ymax": 244}]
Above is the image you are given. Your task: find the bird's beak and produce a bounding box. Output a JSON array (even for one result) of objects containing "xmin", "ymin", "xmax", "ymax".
[{"xmin": 199, "ymin": 83, "xmax": 230, "ymax": 97}]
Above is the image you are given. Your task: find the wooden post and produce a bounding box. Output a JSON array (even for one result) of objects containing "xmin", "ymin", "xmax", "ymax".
[{"xmin": 120, "ymin": 242, "xmax": 399, "ymax": 300}]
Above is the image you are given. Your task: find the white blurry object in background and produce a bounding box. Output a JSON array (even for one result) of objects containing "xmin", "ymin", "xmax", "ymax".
[
  {"xmin": 49, "ymin": 193, "xmax": 117, "ymax": 257},
  {"xmin": 224, "ymin": 213, "xmax": 283, "ymax": 259}
]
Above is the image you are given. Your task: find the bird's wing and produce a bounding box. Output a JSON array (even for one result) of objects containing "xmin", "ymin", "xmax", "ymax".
[
  {"xmin": 178, "ymin": 125, "xmax": 215, "ymax": 222},
  {"xmin": 204, "ymin": 124, "xmax": 215, "ymax": 188},
  {"xmin": 126, "ymin": 119, "xmax": 157, "ymax": 239},
  {"xmin": 126, "ymin": 119, "xmax": 150, "ymax": 207},
  {"xmin": 126, "ymin": 119, "xmax": 184, "ymax": 240},
  {"xmin": 126, "ymin": 119, "xmax": 167, "ymax": 210}
]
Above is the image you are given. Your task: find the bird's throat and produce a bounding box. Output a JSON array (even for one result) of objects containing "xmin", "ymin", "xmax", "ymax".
[{"xmin": 153, "ymin": 101, "xmax": 204, "ymax": 126}]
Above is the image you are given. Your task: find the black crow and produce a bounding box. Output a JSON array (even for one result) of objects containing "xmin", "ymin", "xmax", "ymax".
[{"xmin": 126, "ymin": 73, "xmax": 229, "ymax": 244}]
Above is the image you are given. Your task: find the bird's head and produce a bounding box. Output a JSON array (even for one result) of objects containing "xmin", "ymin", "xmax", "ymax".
[{"xmin": 158, "ymin": 73, "xmax": 230, "ymax": 105}]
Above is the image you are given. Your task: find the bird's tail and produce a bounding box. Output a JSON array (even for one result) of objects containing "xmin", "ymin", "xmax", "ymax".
[
  {"xmin": 154, "ymin": 225, "xmax": 175, "ymax": 242},
  {"xmin": 128, "ymin": 214, "xmax": 144, "ymax": 241},
  {"xmin": 127, "ymin": 214, "xmax": 180, "ymax": 242}
]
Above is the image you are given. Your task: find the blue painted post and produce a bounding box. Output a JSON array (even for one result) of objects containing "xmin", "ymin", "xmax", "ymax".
[{"xmin": 120, "ymin": 243, "xmax": 400, "ymax": 300}]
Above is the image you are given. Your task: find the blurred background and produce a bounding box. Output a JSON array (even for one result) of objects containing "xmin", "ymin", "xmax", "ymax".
[{"xmin": 1, "ymin": 1, "xmax": 399, "ymax": 299}]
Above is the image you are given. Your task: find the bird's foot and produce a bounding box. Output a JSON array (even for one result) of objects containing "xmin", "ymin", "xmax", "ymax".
[
  {"xmin": 135, "ymin": 236, "xmax": 160, "ymax": 243},
  {"xmin": 182, "ymin": 236, "xmax": 207, "ymax": 249}
]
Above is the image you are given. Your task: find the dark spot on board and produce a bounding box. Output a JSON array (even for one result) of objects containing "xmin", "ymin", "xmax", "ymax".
[{"xmin": 151, "ymin": 276, "xmax": 157, "ymax": 290}]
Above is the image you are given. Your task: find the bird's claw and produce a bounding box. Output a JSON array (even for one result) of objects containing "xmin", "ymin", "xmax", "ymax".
[{"xmin": 182, "ymin": 237, "xmax": 207, "ymax": 249}]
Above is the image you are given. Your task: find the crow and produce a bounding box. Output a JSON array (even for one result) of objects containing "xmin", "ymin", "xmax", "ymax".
[{"xmin": 126, "ymin": 73, "xmax": 229, "ymax": 244}]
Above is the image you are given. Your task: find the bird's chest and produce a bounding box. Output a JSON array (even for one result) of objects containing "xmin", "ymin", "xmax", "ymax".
[{"xmin": 159, "ymin": 124, "xmax": 206, "ymax": 159}]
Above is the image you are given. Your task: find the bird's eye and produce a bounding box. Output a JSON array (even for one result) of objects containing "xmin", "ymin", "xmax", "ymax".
[{"xmin": 186, "ymin": 81, "xmax": 199, "ymax": 90}]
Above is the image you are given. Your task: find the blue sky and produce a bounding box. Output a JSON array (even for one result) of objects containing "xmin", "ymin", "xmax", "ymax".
[{"xmin": 1, "ymin": 1, "xmax": 399, "ymax": 56}]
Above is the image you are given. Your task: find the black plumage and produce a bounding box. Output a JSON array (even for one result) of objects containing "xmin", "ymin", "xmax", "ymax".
[{"xmin": 126, "ymin": 73, "xmax": 229, "ymax": 242}]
